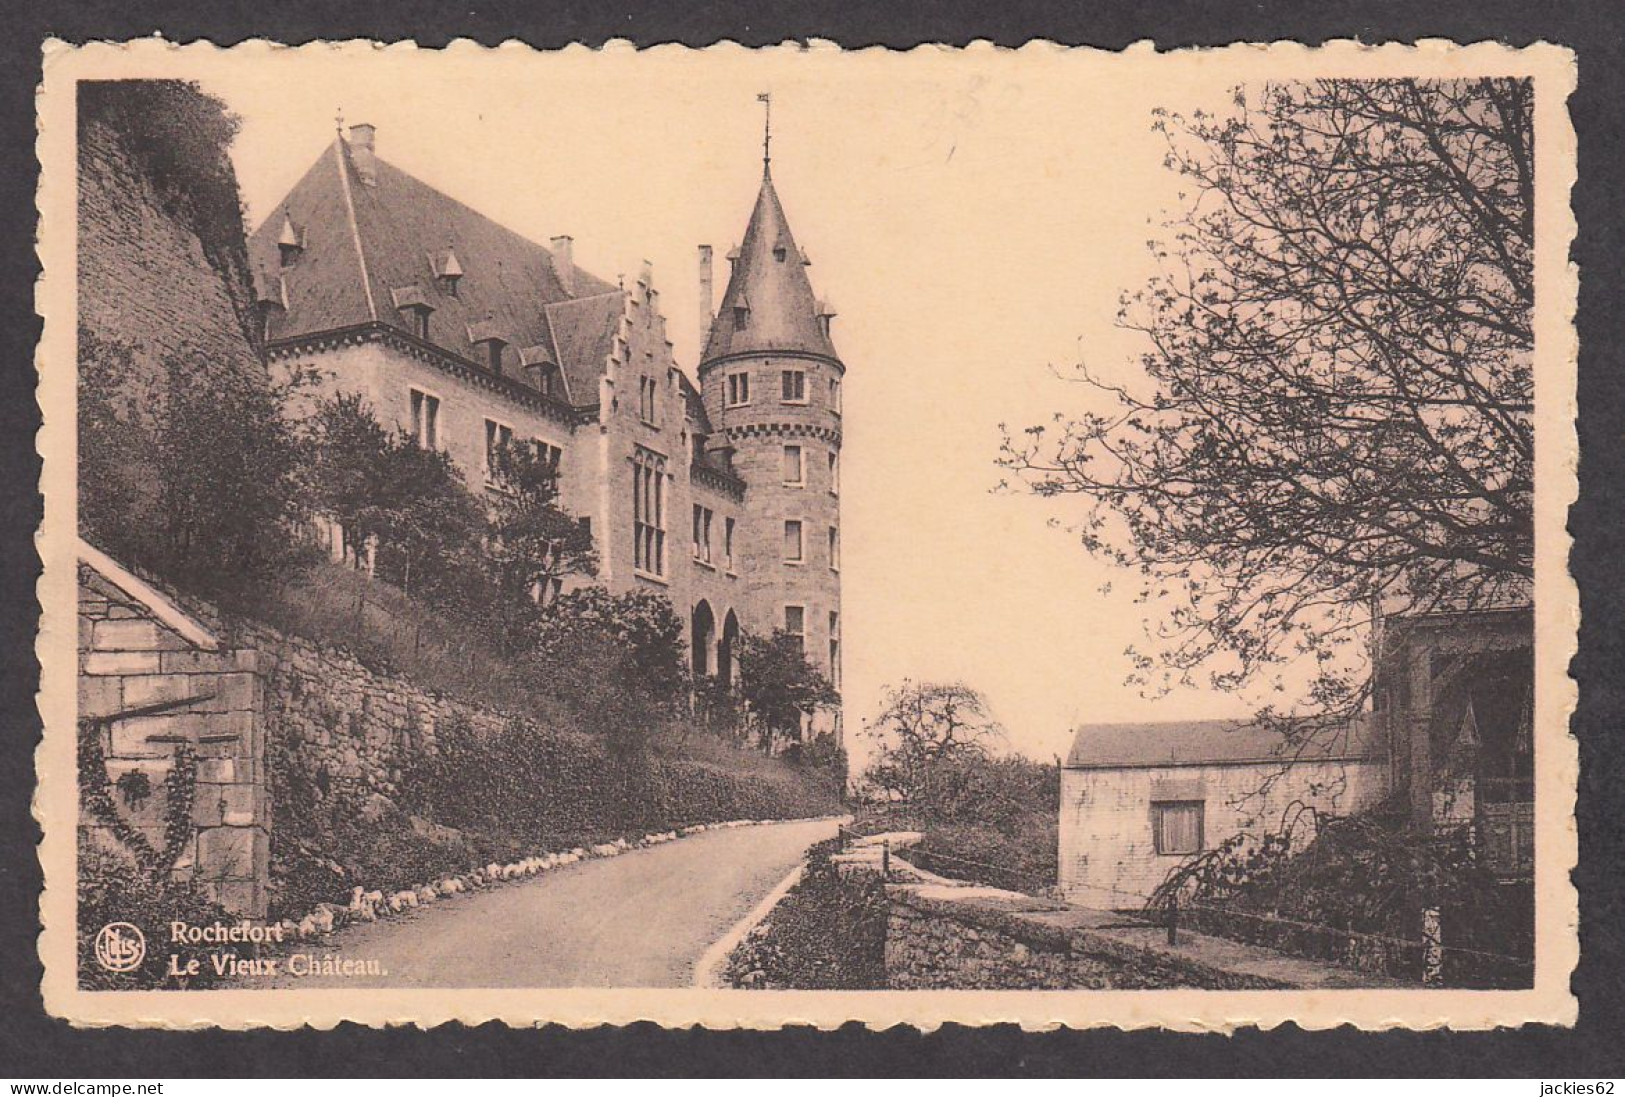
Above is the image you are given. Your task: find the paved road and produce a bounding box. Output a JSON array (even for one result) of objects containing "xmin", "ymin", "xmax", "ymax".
[{"xmin": 269, "ymin": 818, "xmax": 839, "ymax": 988}]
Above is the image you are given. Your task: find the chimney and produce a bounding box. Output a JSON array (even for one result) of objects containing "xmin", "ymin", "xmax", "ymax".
[
  {"xmin": 347, "ymin": 123, "xmax": 378, "ymax": 187},
  {"xmin": 698, "ymin": 244, "xmax": 714, "ymax": 352},
  {"xmin": 550, "ymin": 236, "xmax": 575, "ymax": 296}
]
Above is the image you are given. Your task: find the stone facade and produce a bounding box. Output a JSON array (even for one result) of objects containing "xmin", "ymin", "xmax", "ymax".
[
  {"xmin": 881, "ymin": 880, "xmax": 1389, "ymax": 989},
  {"xmin": 698, "ymin": 353, "xmax": 843, "ymax": 700},
  {"xmin": 1058, "ymin": 756, "xmax": 1387, "ymax": 909},
  {"xmin": 253, "ymin": 128, "xmax": 842, "ymax": 736},
  {"xmin": 77, "ymin": 547, "xmax": 270, "ymax": 916}
]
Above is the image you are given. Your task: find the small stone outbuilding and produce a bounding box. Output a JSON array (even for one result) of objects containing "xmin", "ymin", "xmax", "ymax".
[
  {"xmin": 77, "ymin": 540, "xmax": 270, "ymax": 916},
  {"xmin": 1058, "ymin": 718, "xmax": 1386, "ymax": 909}
]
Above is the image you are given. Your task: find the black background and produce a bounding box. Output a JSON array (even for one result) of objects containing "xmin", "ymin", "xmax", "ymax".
[{"xmin": 2, "ymin": 0, "xmax": 1621, "ymax": 1077}]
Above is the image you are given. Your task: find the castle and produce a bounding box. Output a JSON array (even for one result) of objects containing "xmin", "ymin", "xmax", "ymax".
[{"xmin": 248, "ymin": 121, "xmax": 846, "ymax": 738}]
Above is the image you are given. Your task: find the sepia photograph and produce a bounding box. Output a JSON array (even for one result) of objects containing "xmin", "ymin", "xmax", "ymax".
[{"xmin": 32, "ymin": 39, "xmax": 1578, "ymax": 1030}]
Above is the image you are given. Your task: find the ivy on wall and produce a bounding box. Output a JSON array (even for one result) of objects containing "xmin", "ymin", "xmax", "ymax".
[{"xmin": 78, "ymin": 716, "xmax": 197, "ymax": 876}]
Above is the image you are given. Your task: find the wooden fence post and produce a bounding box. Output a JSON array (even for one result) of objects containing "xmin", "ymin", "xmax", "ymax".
[{"xmin": 1422, "ymin": 906, "xmax": 1444, "ymax": 985}]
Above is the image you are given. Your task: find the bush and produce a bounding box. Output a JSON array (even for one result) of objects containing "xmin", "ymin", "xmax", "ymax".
[
  {"xmin": 724, "ymin": 839, "xmax": 887, "ymax": 989},
  {"xmin": 860, "ymin": 749, "xmax": 1061, "ymax": 894},
  {"xmin": 79, "ymin": 331, "xmax": 313, "ymax": 609},
  {"xmin": 265, "ymin": 759, "xmax": 478, "ymax": 919},
  {"xmin": 397, "ymin": 713, "xmax": 840, "ymax": 851},
  {"xmin": 77, "ymin": 837, "xmax": 230, "ymax": 990},
  {"xmin": 1149, "ymin": 800, "xmax": 1534, "ymax": 987}
]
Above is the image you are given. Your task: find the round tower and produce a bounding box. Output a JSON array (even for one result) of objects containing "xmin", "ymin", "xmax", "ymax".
[{"xmin": 699, "ymin": 154, "xmax": 844, "ymax": 736}]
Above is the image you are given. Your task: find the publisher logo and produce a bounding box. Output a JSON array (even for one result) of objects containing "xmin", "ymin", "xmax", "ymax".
[{"xmin": 94, "ymin": 922, "xmax": 146, "ymax": 973}]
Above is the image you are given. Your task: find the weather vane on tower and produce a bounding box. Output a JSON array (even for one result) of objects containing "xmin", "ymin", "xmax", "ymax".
[{"xmin": 757, "ymin": 92, "xmax": 772, "ymax": 166}]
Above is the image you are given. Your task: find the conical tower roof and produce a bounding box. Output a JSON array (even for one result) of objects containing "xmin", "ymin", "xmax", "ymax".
[{"xmin": 702, "ymin": 165, "xmax": 838, "ymax": 364}]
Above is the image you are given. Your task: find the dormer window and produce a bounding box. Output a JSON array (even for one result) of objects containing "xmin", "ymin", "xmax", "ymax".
[
  {"xmin": 390, "ymin": 286, "xmax": 436, "ymax": 342},
  {"xmin": 733, "ymin": 305, "xmax": 749, "ymax": 330},
  {"xmin": 433, "ymin": 246, "xmax": 464, "ymax": 296},
  {"xmin": 817, "ymin": 297, "xmax": 837, "ymax": 340},
  {"xmin": 773, "ymin": 245, "xmax": 787, "ymax": 263},
  {"xmin": 519, "ymin": 345, "xmax": 563, "ymax": 400},
  {"xmin": 467, "ymin": 318, "xmax": 507, "ymax": 376},
  {"xmin": 537, "ymin": 363, "xmax": 560, "ymax": 399},
  {"xmin": 254, "ymin": 268, "xmax": 287, "ymax": 343},
  {"xmin": 277, "ymin": 214, "xmax": 303, "ymax": 267}
]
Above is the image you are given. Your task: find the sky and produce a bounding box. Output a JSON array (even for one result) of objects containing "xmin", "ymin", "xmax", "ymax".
[{"xmin": 164, "ymin": 43, "xmax": 1268, "ymax": 765}]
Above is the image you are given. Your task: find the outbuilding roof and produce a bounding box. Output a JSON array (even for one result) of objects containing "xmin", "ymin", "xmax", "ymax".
[{"xmin": 1065, "ymin": 718, "xmax": 1382, "ymax": 770}]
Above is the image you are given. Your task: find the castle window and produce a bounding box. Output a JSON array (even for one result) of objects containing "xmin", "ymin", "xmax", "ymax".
[
  {"xmin": 828, "ymin": 525, "xmax": 840, "ymax": 571},
  {"xmin": 532, "ymin": 439, "xmax": 563, "ymax": 474},
  {"xmin": 733, "ymin": 305, "xmax": 749, "ymax": 329},
  {"xmin": 1152, "ymin": 801, "xmax": 1205, "ymax": 856},
  {"xmin": 829, "ymin": 611, "xmax": 841, "ymax": 688},
  {"xmin": 828, "ymin": 450, "xmax": 840, "ymax": 496},
  {"xmin": 486, "ymin": 341, "xmax": 504, "ymax": 375},
  {"xmin": 783, "ymin": 444, "xmax": 804, "ymax": 486},
  {"xmin": 632, "ymin": 450, "xmax": 667, "ymax": 577},
  {"xmin": 692, "ymin": 504, "xmax": 714, "ymax": 564},
  {"xmin": 484, "ymin": 419, "xmax": 514, "ymax": 479},
  {"xmin": 724, "ymin": 516, "xmax": 736, "ymax": 571},
  {"xmin": 726, "ymin": 372, "xmax": 751, "ymax": 407},
  {"xmin": 784, "ymin": 605, "xmax": 805, "ymax": 651},
  {"xmin": 639, "ymin": 375, "xmax": 660, "ymax": 426},
  {"xmin": 783, "ymin": 519, "xmax": 803, "ymax": 563},
  {"xmin": 781, "ymin": 369, "xmax": 807, "ymax": 404},
  {"xmin": 829, "ymin": 377, "xmax": 842, "ymax": 413},
  {"xmin": 414, "ymin": 310, "xmax": 431, "ymax": 340},
  {"xmin": 409, "ymin": 389, "xmax": 440, "ymax": 450}
]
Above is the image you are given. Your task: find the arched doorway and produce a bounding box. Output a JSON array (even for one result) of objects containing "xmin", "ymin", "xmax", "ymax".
[
  {"xmin": 691, "ymin": 600, "xmax": 716, "ymax": 678},
  {"xmin": 717, "ymin": 609, "xmax": 740, "ymax": 687}
]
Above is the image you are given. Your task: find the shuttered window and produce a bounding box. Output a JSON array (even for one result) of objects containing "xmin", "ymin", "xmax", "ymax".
[{"xmin": 1152, "ymin": 801, "xmax": 1204, "ymax": 856}]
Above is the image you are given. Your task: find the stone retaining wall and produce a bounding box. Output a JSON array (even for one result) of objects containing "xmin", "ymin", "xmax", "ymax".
[
  {"xmin": 879, "ymin": 866, "xmax": 1401, "ymax": 990},
  {"xmin": 885, "ymin": 884, "xmax": 1286, "ymax": 990},
  {"xmin": 245, "ymin": 622, "xmax": 514, "ymax": 804}
]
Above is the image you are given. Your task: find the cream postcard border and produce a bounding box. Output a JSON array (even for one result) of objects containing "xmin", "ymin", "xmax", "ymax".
[{"xmin": 34, "ymin": 37, "xmax": 1580, "ymax": 1031}]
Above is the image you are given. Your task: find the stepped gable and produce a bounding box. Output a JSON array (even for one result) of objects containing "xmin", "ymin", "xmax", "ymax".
[
  {"xmin": 248, "ymin": 130, "xmax": 621, "ymax": 405},
  {"xmin": 702, "ymin": 165, "xmax": 838, "ymax": 365}
]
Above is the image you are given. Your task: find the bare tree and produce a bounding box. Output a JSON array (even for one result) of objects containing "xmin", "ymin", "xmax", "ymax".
[
  {"xmin": 863, "ymin": 681, "xmax": 1004, "ymax": 804},
  {"xmin": 1001, "ymin": 79, "xmax": 1534, "ymax": 743}
]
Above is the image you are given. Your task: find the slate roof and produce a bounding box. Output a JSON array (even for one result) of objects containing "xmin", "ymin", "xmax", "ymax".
[
  {"xmin": 541, "ymin": 292, "xmax": 624, "ymax": 407},
  {"xmin": 677, "ymin": 371, "xmax": 713, "ymax": 435},
  {"xmin": 702, "ymin": 165, "xmax": 839, "ymax": 365},
  {"xmin": 1065, "ymin": 719, "xmax": 1383, "ymax": 770},
  {"xmin": 248, "ymin": 134, "xmax": 622, "ymax": 407}
]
